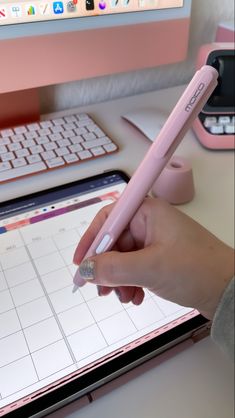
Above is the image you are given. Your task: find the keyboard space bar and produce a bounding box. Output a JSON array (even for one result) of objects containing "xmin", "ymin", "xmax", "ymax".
[{"xmin": 0, "ymin": 162, "xmax": 47, "ymax": 182}]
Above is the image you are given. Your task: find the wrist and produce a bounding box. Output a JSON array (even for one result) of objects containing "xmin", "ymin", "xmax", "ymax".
[{"xmin": 199, "ymin": 246, "xmax": 234, "ymax": 320}]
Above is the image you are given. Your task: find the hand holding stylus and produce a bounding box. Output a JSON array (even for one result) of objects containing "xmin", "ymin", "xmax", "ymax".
[
  {"xmin": 73, "ymin": 197, "xmax": 234, "ymax": 319},
  {"xmin": 73, "ymin": 65, "xmax": 219, "ymax": 292}
]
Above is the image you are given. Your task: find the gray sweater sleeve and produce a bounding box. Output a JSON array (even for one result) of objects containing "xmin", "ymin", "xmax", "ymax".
[{"xmin": 211, "ymin": 277, "xmax": 234, "ymax": 361}]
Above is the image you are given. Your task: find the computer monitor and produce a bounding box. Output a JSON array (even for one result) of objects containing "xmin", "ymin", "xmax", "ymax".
[{"xmin": 0, "ymin": 0, "xmax": 192, "ymax": 127}]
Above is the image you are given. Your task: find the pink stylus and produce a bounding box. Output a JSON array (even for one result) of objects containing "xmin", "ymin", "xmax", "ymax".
[{"xmin": 73, "ymin": 65, "xmax": 218, "ymax": 290}]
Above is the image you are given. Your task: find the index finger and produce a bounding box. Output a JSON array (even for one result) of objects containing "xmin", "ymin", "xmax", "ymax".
[{"xmin": 73, "ymin": 202, "xmax": 115, "ymax": 265}]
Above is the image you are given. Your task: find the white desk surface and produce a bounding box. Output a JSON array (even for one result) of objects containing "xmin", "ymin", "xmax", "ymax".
[{"xmin": 0, "ymin": 86, "xmax": 234, "ymax": 417}]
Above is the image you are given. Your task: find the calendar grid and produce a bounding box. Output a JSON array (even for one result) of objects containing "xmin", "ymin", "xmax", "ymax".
[
  {"xmin": 0, "ymin": 258, "xmax": 41, "ymax": 384},
  {"xmin": 20, "ymin": 234, "xmax": 78, "ymax": 367}
]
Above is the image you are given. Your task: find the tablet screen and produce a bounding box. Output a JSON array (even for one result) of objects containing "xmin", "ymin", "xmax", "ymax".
[{"xmin": 0, "ymin": 171, "xmax": 206, "ymax": 417}]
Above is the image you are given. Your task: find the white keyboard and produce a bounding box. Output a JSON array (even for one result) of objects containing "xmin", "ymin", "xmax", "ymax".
[{"xmin": 0, "ymin": 113, "xmax": 118, "ymax": 184}]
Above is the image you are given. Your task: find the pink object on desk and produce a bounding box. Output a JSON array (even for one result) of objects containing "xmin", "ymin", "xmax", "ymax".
[
  {"xmin": 73, "ymin": 65, "xmax": 218, "ymax": 289},
  {"xmin": 193, "ymin": 115, "xmax": 235, "ymax": 150},
  {"xmin": 151, "ymin": 156, "xmax": 195, "ymax": 204},
  {"xmin": 193, "ymin": 42, "xmax": 235, "ymax": 150}
]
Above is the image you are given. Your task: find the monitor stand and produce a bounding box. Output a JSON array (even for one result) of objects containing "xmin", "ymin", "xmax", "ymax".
[{"xmin": 0, "ymin": 88, "xmax": 40, "ymax": 129}]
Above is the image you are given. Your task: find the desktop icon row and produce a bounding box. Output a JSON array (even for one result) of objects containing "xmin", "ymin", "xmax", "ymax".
[
  {"xmin": 0, "ymin": 2, "xmax": 74, "ymax": 18},
  {"xmin": 0, "ymin": 0, "xmax": 139, "ymax": 20}
]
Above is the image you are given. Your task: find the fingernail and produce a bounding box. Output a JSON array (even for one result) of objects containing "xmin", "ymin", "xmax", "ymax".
[{"xmin": 79, "ymin": 259, "xmax": 95, "ymax": 280}]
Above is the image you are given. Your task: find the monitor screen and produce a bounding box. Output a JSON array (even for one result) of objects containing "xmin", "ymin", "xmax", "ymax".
[
  {"xmin": 1, "ymin": 0, "xmax": 187, "ymax": 34},
  {"xmin": 0, "ymin": 1, "xmax": 191, "ymax": 128}
]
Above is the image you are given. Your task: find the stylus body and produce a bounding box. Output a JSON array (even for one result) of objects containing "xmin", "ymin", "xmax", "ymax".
[{"xmin": 74, "ymin": 65, "xmax": 218, "ymax": 287}]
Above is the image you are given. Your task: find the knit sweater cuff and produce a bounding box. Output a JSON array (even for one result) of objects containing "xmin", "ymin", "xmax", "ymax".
[{"xmin": 211, "ymin": 277, "xmax": 234, "ymax": 361}]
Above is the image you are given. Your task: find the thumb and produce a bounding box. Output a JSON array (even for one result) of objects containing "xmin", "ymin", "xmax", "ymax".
[{"xmin": 77, "ymin": 247, "xmax": 157, "ymax": 288}]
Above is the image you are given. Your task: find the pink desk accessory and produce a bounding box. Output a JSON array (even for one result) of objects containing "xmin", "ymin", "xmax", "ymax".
[
  {"xmin": 193, "ymin": 43, "xmax": 235, "ymax": 150},
  {"xmin": 73, "ymin": 65, "xmax": 218, "ymax": 289},
  {"xmin": 151, "ymin": 155, "xmax": 195, "ymax": 205}
]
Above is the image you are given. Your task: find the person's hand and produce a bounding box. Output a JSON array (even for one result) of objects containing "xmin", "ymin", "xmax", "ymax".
[{"xmin": 73, "ymin": 197, "xmax": 234, "ymax": 319}]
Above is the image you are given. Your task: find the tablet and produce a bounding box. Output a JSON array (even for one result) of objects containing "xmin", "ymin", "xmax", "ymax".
[{"xmin": 0, "ymin": 170, "xmax": 209, "ymax": 417}]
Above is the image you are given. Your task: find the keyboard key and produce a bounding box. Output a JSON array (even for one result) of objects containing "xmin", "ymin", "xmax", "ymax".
[
  {"xmin": 29, "ymin": 145, "xmax": 44, "ymax": 155},
  {"xmin": 51, "ymin": 126, "xmax": 64, "ymax": 134},
  {"xmin": 15, "ymin": 149, "xmax": 30, "ymax": 158},
  {"xmin": 41, "ymin": 150, "xmax": 56, "ymax": 160},
  {"xmin": 77, "ymin": 150, "xmax": 92, "ymax": 160},
  {"xmin": 0, "ymin": 162, "xmax": 11, "ymax": 172},
  {"xmin": 1, "ymin": 152, "xmax": 15, "ymax": 162},
  {"xmin": 1, "ymin": 137, "xmax": 11, "ymax": 145},
  {"xmin": 225, "ymin": 124, "xmax": 235, "ymax": 134},
  {"xmin": 36, "ymin": 136, "xmax": 49, "ymax": 145},
  {"xmin": 44, "ymin": 142, "xmax": 58, "ymax": 151},
  {"xmin": 38, "ymin": 128, "xmax": 51, "ymax": 136},
  {"xmin": 14, "ymin": 126, "xmax": 27, "ymax": 134},
  {"xmin": 24, "ymin": 131, "xmax": 38, "ymax": 140},
  {"xmin": 103, "ymin": 143, "xmax": 118, "ymax": 152},
  {"xmin": 218, "ymin": 116, "xmax": 230, "ymax": 125},
  {"xmin": 52, "ymin": 118, "xmax": 64, "ymax": 126},
  {"xmin": 8, "ymin": 143, "xmax": 22, "ymax": 152},
  {"xmin": 27, "ymin": 154, "xmax": 42, "ymax": 164},
  {"xmin": 39, "ymin": 120, "xmax": 53, "ymax": 129},
  {"xmin": 76, "ymin": 120, "xmax": 91, "ymax": 128},
  {"xmin": 86, "ymin": 123, "xmax": 98, "ymax": 133},
  {"xmin": 0, "ymin": 128, "xmax": 14, "ymax": 137},
  {"xmin": 45, "ymin": 157, "xmax": 65, "ymax": 168},
  {"xmin": 69, "ymin": 144, "xmax": 83, "ymax": 153},
  {"xmin": 92, "ymin": 127, "xmax": 106, "ymax": 138},
  {"xmin": 70, "ymin": 135, "xmax": 84, "ymax": 144},
  {"xmin": 27, "ymin": 122, "xmax": 40, "ymax": 131},
  {"xmin": 64, "ymin": 154, "xmax": 79, "ymax": 163},
  {"xmin": 22, "ymin": 139, "xmax": 36, "ymax": 148},
  {"xmin": 49, "ymin": 133, "xmax": 63, "ymax": 142},
  {"xmin": 63, "ymin": 122, "xmax": 76, "ymax": 130},
  {"xmin": 56, "ymin": 139, "xmax": 71, "ymax": 148},
  {"xmin": 62, "ymin": 130, "xmax": 75, "ymax": 139},
  {"xmin": 55, "ymin": 147, "xmax": 70, "ymax": 157},
  {"xmin": 0, "ymin": 162, "xmax": 47, "ymax": 182},
  {"xmin": 64, "ymin": 115, "xmax": 77, "ymax": 123},
  {"xmin": 203, "ymin": 117, "xmax": 217, "ymax": 128},
  {"xmin": 76, "ymin": 113, "xmax": 90, "ymax": 120},
  {"xmin": 209, "ymin": 124, "xmax": 224, "ymax": 135},
  {"xmin": 82, "ymin": 132, "xmax": 97, "ymax": 141},
  {"xmin": 11, "ymin": 134, "xmax": 25, "ymax": 143},
  {"xmin": 91, "ymin": 146, "xmax": 106, "ymax": 156},
  {"xmin": 12, "ymin": 158, "xmax": 27, "ymax": 168},
  {"xmin": 74, "ymin": 127, "xmax": 87, "ymax": 136},
  {"xmin": 0, "ymin": 145, "xmax": 8, "ymax": 154}
]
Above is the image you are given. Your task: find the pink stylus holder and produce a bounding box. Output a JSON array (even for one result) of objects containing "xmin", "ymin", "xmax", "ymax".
[{"xmin": 151, "ymin": 156, "xmax": 195, "ymax": 205}]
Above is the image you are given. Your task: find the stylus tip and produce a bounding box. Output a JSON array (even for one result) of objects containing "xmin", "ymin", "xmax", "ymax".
[{"xmin": 72, "ymin": 284, "xmax": 79, "ymax": 293}]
